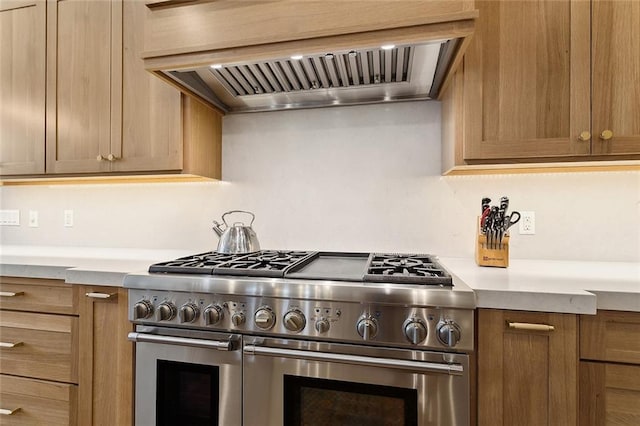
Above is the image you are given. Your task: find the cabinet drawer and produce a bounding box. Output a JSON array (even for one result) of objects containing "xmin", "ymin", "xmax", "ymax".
[
  {"xmin": 0, "ymin": 374, "xmax": 77, "ymax": 425},
  {"xmin": 0, "ymin": 311, "xmax": 78, "ymax": 383},
  {"xmin": 0, "ymin": 277, "xmax": 78, "ymax": 315},
  {"xmin": 580, "ymin": 310, "xmax": 640, "ymax": 365}
]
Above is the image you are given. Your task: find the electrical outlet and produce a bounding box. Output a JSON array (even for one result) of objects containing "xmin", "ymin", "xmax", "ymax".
[
  {"xmin": 64, "ymin": 210, "xmax": 74, "ymax": 227},
  {"xmin": 0, "ymin": 210, "xmax": 20, "ymax": 226},
  {"xmin": 29, "ymin": 210, "xmax": 39, "ymax": 227},
  {"xmin": 519, "ymin": 211, "xmax": 535, "ymax": 235}
]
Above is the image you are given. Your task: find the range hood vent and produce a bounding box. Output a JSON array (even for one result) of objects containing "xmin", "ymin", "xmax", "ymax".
[
  {"xmin": 210, "ymin": 46, "xmax": 414, "ymax": 96},
  {"xmin": 161, "ymin": 39, "xmax": 458, "ymax": 114}
]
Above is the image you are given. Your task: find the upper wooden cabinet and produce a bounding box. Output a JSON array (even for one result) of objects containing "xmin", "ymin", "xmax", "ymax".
[
  {"xmin": 591, "ymin": 0, "xmax": 640, "ymax": 156},
  {"xmin": 0, "ymin": 0, "xmax": 46, "ymax": 175},
  {"xmin": 1, "ymin": 0, "xmax": 221, "ymax": 179},
  {"xmin": 46, "ymin": 0, "xmax": 114, "ymax": 174},
  {"xmin": 443, "ymin": 0, "xmax": 640, "ymax": 168},
  {"xmin": 45, "ymin": 0, "xmax": 192, "ymax": 175}
]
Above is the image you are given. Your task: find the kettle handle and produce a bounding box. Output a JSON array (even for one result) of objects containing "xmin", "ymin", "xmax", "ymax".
[{"xmin": 221, "ymin": 210, "xmax": 256, "ymax": 227}]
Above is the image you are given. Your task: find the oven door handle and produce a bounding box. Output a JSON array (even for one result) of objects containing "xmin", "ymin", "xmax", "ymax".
[
  {"xmin": 243, "ymin": 344, "xmax": 464, "ymax": 375},
  {"xmin": 127, "ymin": 332, "xmax": 235, "ymax": 351}
]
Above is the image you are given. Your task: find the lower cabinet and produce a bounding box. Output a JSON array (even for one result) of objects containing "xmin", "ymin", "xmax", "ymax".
[
  {"xmin": 0, "ymin": 277, "xmax": 133, "ymax": 426},
  {"xmin": 579, "ymin": 310, "xmax": 640, "ymax": 425},
  {"xmin": 477, "ymin": 309, "xmax": 578, "ymax": 426},
  {"xmin": 78, "ymin": 286, "xmax": 133, "ymax": 426},
  {"xmin": 0, "ymin": 277, "xmax": 79, "ymax": 425}
]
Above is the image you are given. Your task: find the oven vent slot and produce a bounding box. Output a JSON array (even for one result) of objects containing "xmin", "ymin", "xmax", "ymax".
[{"xmin": 210, "ymin": 47, "xmax": 414, "ymax": 98}]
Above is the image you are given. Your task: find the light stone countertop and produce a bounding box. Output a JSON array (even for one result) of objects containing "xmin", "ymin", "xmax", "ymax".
[
  {"xmin": 439, "ymin": 257, "xmax": 640, "ymax": 314},
  {"xmin": 0, "ymin": 245, "xmax": 193, "ymax": 286},
  {"xmin": 1, "ymin": 246, "xmax": 638, "ymax": 313}
]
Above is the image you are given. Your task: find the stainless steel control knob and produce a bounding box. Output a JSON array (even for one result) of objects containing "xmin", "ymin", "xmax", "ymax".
[
  {"xmin": 437, "ymin": 321, "xmax": 461, "ymax": 347},
  {"xmin": 315, "ymin": 318, "xmax": 330, "ymax": 334},
  {"xmin": 179, "ymin": 303, "xmax": 200, "ymax": 324},
  {"xmin": 231, "ymin": 312, "xmax": 246, "ymax": 327},
  {"xmin": 254, "ymin": 306, "xmax": 276, "ymax": 330},
  {"xmin": 203, "ymin": 305, "xmax": 223, "ymax": 326},
  {"xmin": 403, "ymin": 318, "xmax": 428, "ymax": 345},
  {"xmin": 133, "ymin": 299, "xmax": 154, "ymax": 320},
  {"xmin": 156, "ymin": 301, "xmax": 177, "ymax": 321},
  {"xmin": 283, "ymin": 309, "xmax": 306, "ymax": 332},
  {"xmin": 356, "ymin": 316, "xmax": 378, "ymax": 340}
]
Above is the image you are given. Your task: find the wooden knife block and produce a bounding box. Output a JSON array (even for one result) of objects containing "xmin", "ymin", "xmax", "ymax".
[{"xmin": 475, "ymin": 217, "xmax": 510, "ymax": 268}]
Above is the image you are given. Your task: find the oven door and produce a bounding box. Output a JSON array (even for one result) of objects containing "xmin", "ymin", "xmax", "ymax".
[
  {"xmin": 129, "ymin": 326, "xmax": 242, "ymax": 426},
  {"xmin": 243, "ymin": 337, "xmax": 469, "ymax": 426}
]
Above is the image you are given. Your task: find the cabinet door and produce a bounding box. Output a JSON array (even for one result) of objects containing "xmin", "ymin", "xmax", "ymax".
[
  {"xmin": 0, "ymin": 0, "xmax": 45, "ymax": 175},
  {"xmin": 46, "ymin": 0, "xmax": 119, "ymax": 174},
  {"xmin": 591, "ymin": 0, "xmax": 640, "ymax": 155},
  {"xmin": 580, "ymin": 362, "xmax": 640, "ymax": 425},
  {"xmin": 78, "ymin": 287, "xmax": 133, "ymax": 426},
  {"xmin": 477, "ymin": 309, "xmax": 578, "ymax": 426},
  {"xmin": 113, "ymin": 0, "xmax": 182, "ymax": 173},
  {"xmin": 463, "ymin": 0, "xmax": 591, "ymax": 161}
]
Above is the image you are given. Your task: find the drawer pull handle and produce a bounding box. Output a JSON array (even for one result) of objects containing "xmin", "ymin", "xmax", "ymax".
[
  {"xmin": 86, "ymin": 292, "xmax": 116, "ymax": 299},
  {"xmin": 0, "ymin": 341, "xmax": 23, "ymax": 348},
  {"xmin": 0, "ymin": 291, "xmax": 24, "ymax": 297},
  {"xmin": 507, "ymin": 322, "xmax": 555, "ymax": 332},
  {"xmin": 0, "ymin": 408, "xmax": 21, "ymax": 416}
]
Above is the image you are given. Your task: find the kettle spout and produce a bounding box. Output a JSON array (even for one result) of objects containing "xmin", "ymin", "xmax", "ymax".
[{"xmin": 212, "ymin": 221, "xmax": 225, "ymax": 237}]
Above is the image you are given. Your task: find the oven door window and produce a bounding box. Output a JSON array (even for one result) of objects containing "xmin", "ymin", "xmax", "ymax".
[
  {"xmin": 156, "ymin": 360, "xmax": 219, "ymax": 426},
  {"xmin": 283, "ymin": 375, "xmax": 418, "ymax": 426}
]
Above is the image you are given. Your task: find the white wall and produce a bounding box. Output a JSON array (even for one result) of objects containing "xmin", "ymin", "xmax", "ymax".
[{"xmin": 1, "ymin": 102, "xmax": 639, "ymax": 261}]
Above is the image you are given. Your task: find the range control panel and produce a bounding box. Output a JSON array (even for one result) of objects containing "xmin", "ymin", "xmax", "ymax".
[{"xmin": 128, "ymin": 289, "xmax": 474, "ymax": 352}]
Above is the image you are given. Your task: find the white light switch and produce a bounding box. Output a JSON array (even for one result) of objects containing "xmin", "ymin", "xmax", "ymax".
[
  {"xmin": 29, "ymin": 210, "xmax": 39, "ymax": 227},
  {"xmin": 64, "ymin": 210, "xmax": 74, "ymax": 227},
  {"xmin": 0, "ymin": 210, "xmax": 20, "ymax": 226}
]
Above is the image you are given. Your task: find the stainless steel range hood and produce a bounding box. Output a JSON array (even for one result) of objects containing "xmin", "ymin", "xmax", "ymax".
[{"xmin": 159, "ymin": 39, "xmax": 460, "ymax": 114}]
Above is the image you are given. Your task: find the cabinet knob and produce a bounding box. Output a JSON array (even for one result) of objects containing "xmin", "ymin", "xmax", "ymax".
[
  {"xmin": 578, "ymin": 131, "xmax": 591, "ymax": 141},
  {"xmin": 600, "ymin": 130, "xmax": 613, "ymax": 140},
  {"xmin": 96, "ymin": 155, "xmax": 105, "ymax": 161},
  {"xmin": 107, "ymin": 154, "xmax": 118, "ymax": 161}
]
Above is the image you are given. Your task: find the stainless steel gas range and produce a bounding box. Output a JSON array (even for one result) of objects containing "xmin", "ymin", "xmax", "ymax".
[{"xmin": 124, "ymin": 250, "xmax": 475, "ymax": 426}]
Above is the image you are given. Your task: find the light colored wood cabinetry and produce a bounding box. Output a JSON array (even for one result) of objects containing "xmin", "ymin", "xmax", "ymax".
[
  {"xmin": 579, "ymin": 310, "xmax": 640, "ymax": 425},
  {"xmin": 46, "ymin": 0, "xmax": 185, "ymax": 175},
  {"xmin": 0, "ymin": 276, "xmax": 78, "ymax": 425},
  {"xmin": 144, "ymin": 0, "xmax": 476, "ymax": 58},
  {"xmin": 0, "ymin": 0, "xmax": 46, "ymax": 175},
  {"xmin": 591, "ymin": 1, "xmax": 640, "ymax": 156},
  {"xmin": 0, "ymin": 278, "xmax": 135, "ymax": 425},
  {"xmin": 117, "ymin": 0, "xmax": 182, "ymax": 173},
  {"xmin": 2, "ymin": 0, "xmax": 221, "ymax": 179},
  {"xmin": 78, "ymin": 286, "xmax": 133, "ymax": 426},
  {"xmin": 477, "ymin": 309, "xmax": 578, "ymax": 426},
  {"xmin": 443, "ymin": 0, "xmax": 640, "ymax": 170},
  {"xmin": 45, "ymin": 0, "xmax": 115, "ymax": 174}
]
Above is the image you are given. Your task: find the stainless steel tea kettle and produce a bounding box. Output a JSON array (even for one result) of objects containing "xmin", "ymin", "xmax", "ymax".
[{"xmin": 212, "ymin": 210, "xmax": 260, "ymax": 254}]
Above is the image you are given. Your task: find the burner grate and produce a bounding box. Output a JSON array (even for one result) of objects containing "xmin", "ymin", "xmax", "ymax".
[
  {"xmin": 149, "ymin": 252, "xmax": 252, "ymax": 274},
  {"xmin": 364, "ymin": 253, "xmax": 452, "ymax": 286},
  {"xmin": 214, "ymin": 250, "xmax": 316, "ymax": 278}
]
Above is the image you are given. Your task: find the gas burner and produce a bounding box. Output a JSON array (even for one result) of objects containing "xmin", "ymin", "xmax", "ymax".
[
  {"xmin": 214, "ymin": 250, "xmax": 315, "ymax": 277},
  {"xmin": 148, "ymin": 252, "xmax": 251, "ymax": 274},
  {"xmin": 364, "ymin": 254, "xmax": 452, "ymax": 286}
]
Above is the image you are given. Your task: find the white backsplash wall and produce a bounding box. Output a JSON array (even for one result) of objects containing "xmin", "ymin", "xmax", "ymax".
[{"xmin": 1, "ymin": 102, "xmax": 639, "ymax": 261}]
